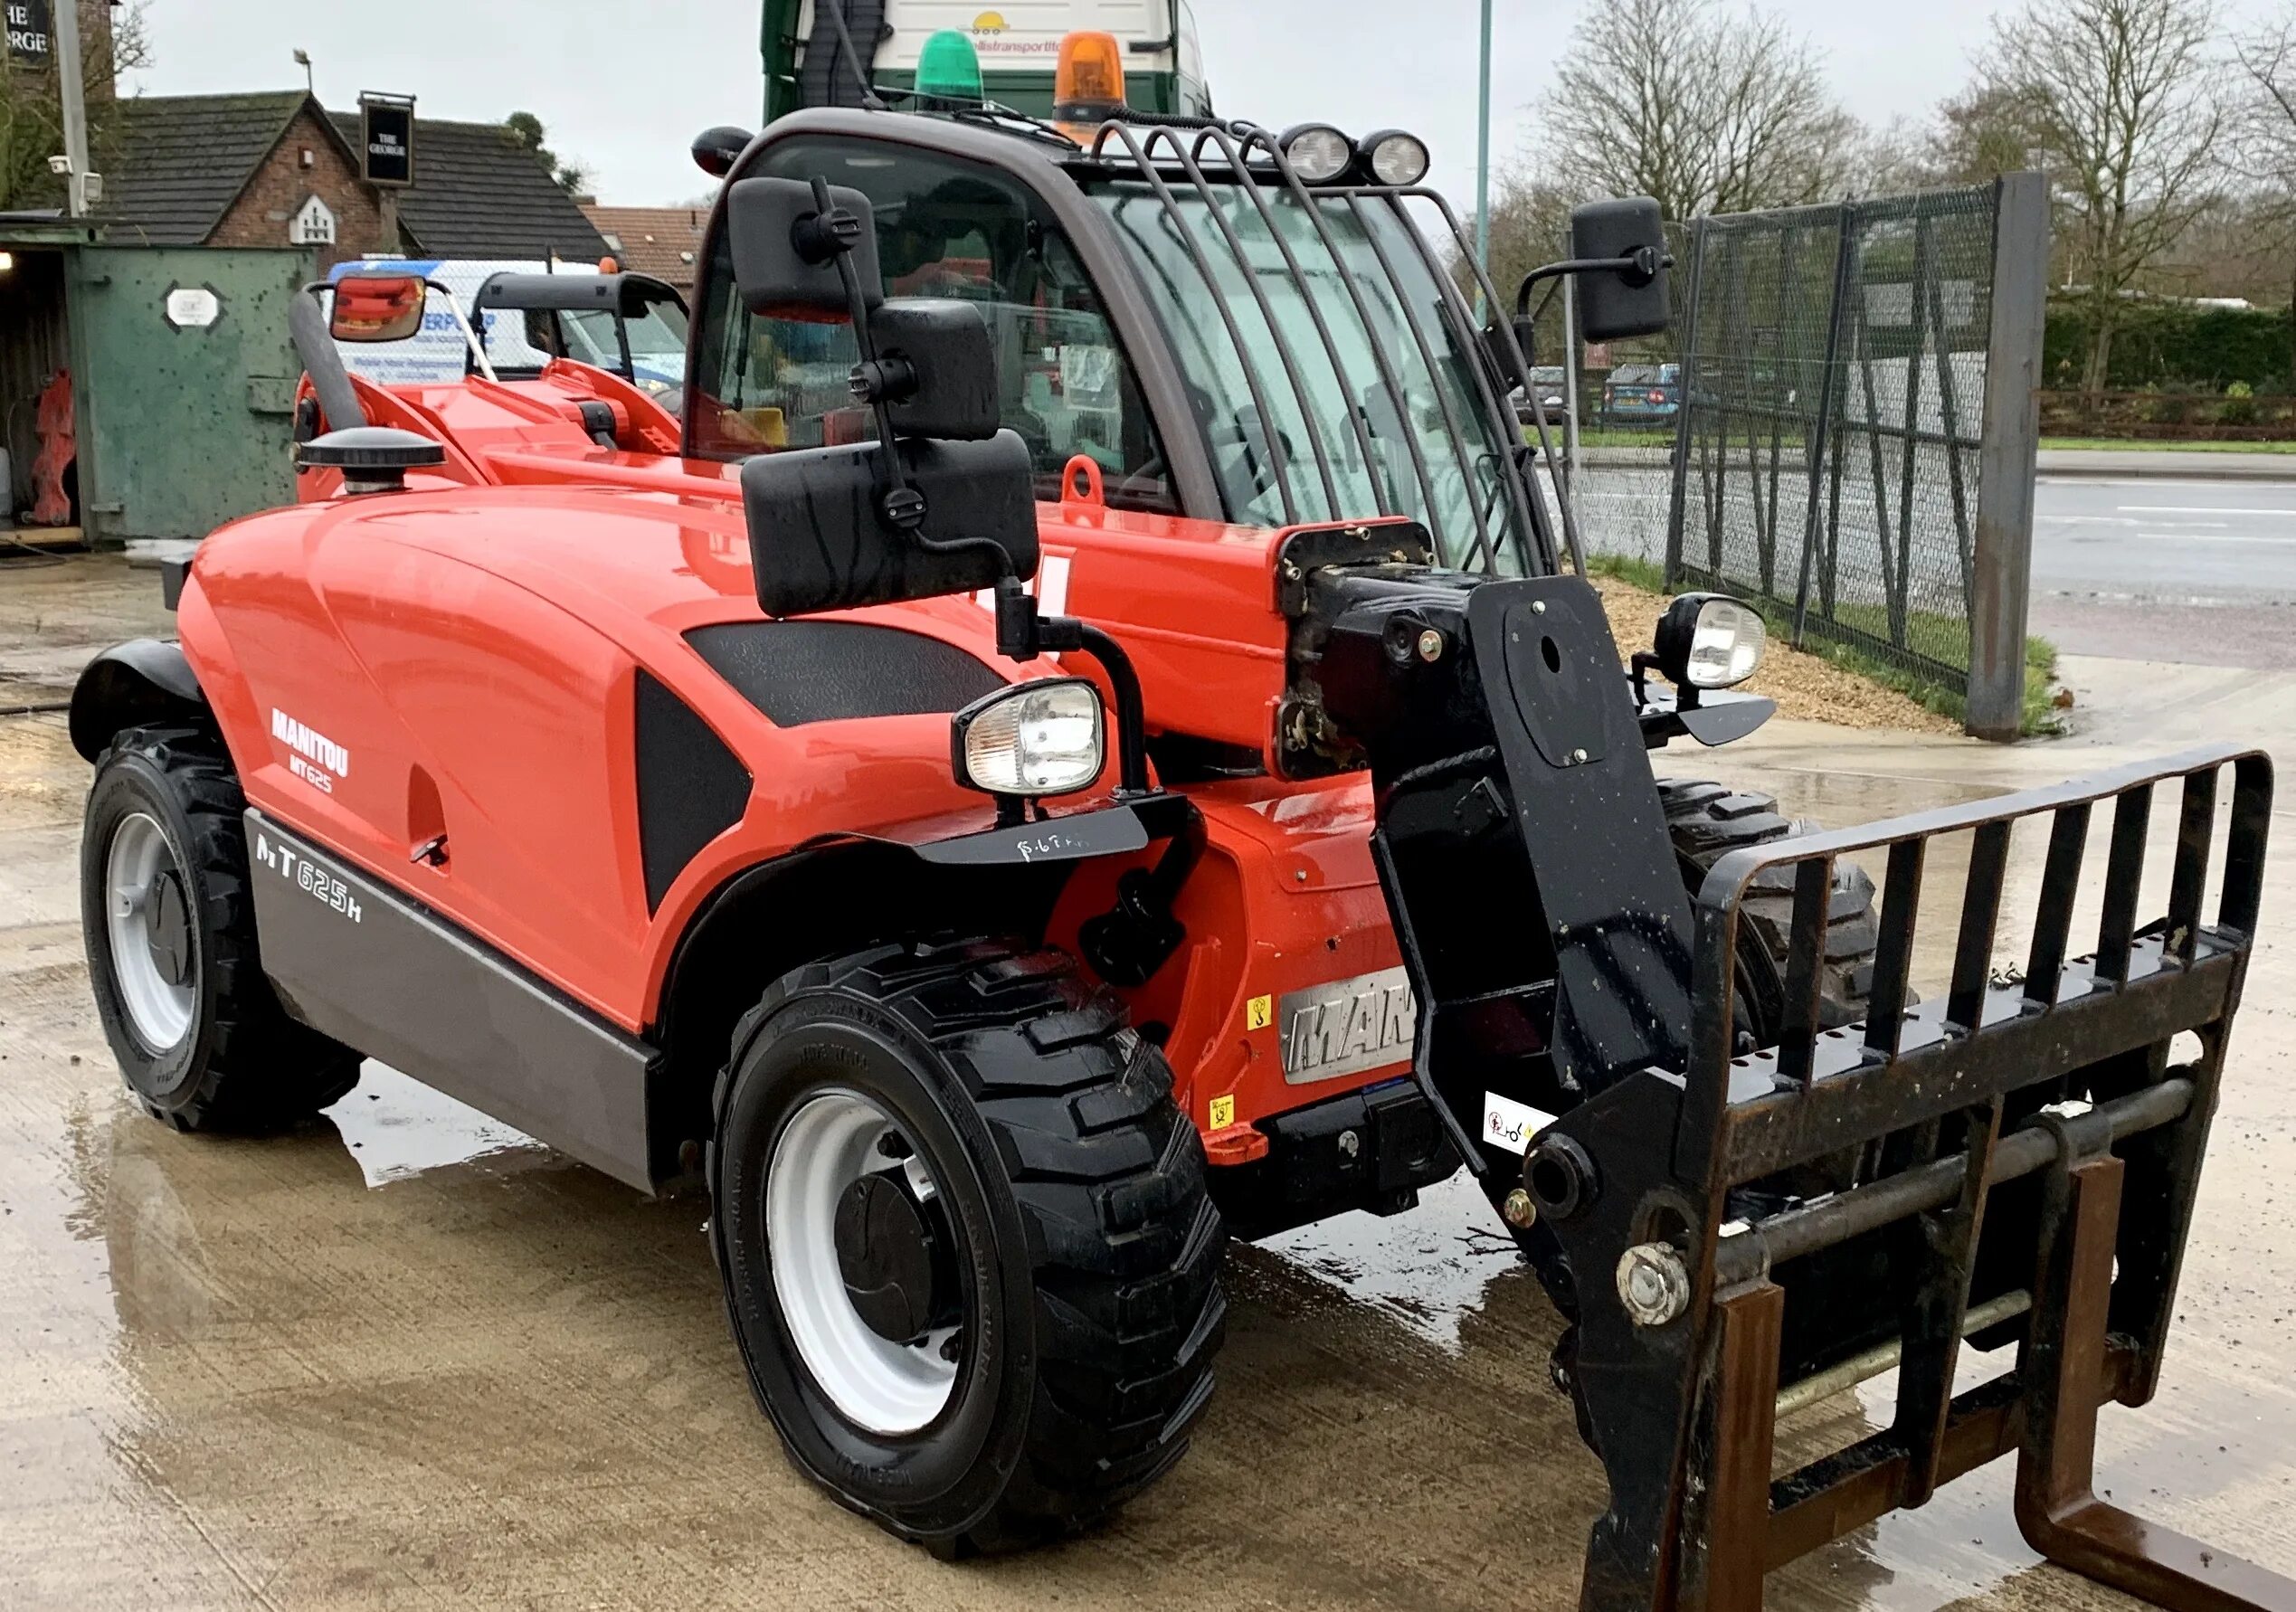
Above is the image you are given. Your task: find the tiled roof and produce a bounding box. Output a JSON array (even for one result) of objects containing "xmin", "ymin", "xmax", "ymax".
[
  {"xmin": 581, "ymin": 205, "xmax": 707, "ymax": 285},
  {"xmin": 95, "ymin": 91, "xmax": 313, "ymax": 245},
  {"xmin": 328, "ymin": 112, "xmax": 609, "ymax": 261},
  {"xmin": 90, "ymin": 90, "xmax": 611, "ymax": 261}
]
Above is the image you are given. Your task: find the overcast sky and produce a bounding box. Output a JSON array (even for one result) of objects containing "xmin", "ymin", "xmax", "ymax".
[{"xmin": 128, "ymin": 0, "xmax": 2128, "ymax": 209}]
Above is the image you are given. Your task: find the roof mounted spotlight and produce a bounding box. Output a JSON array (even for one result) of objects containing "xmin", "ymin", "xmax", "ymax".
[
  {"xmin": 1279, "ymin": 123, "xmax": 1353, "ymax": 185},
  {"xmin": 1361, "ymin": 129, "xmax": 1430, "ymax": 187}
]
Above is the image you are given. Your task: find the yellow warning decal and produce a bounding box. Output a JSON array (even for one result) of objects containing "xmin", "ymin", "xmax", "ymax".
[
  {"xmin": 1245, "ymin": 993, "xmax": 1273, "ymax": 1031},
  {"xmin": 1210, "ymin": 1094, "xmax": 1237, "ymax": 1130}
]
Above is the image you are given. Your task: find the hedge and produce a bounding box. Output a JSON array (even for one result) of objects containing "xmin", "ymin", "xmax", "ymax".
[{"xmin": 2044, "ymin": 298, "xmax": 2296, "ymax": 392}]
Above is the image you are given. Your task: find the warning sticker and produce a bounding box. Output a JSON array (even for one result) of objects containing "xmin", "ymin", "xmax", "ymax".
[
  {"xmin": 1209, "ymin": 1094, "xmax": 1237, "ymax": 1130},
  {"xmin": 1245, "ymin": 994, "xmax": 1273, "ymax": 1031}
]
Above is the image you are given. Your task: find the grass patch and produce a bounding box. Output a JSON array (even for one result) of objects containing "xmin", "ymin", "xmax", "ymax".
[
  {"xmin": 1582, "ymin": 552, "xmax": 2064, "ymax": 737},
  {"xmin": 2040, "ymin": 436, "xmax": 2296, "ymax": 453}
]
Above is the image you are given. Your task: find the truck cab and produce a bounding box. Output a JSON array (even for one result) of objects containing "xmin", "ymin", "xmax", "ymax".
[{"xmin": 763, "ymin": 1, "xmax": 1212, "ymax": 122}]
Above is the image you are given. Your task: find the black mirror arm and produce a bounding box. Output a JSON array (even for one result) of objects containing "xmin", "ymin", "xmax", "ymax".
[
  {"xmin": 996, "ymin": 589, "xmax": 1149, "ymax": 796},
  {"xmin": 1513, "ymin": 246, "xmax": 1675, "ymax": 318},
  {"xmin": 1045, "ymin": 618, "xmax": 1151, "ymax": 798}
]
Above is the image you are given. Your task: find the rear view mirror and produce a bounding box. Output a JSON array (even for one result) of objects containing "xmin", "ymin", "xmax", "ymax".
[
  {"xmin": 1570, "ymin": 197, "xmax": 1670, "ymax": 342},
  {"xmin": 330, "ymin": 274, "xmax": 427, "ymax": 343},
  {"xmin": 726, "ymin": 175, "xmax": 885, "ymax": 318},
  {"xmin": 874, "ymin": 299, "xmax": 999, "ymax": 441},
  {"xmin": 735, "ymin": 170, "xmax": 1037, "ymax": 627},
  {"xmin": 745, "ymin": 433, "xmax": 1039, "ymax": 618}
]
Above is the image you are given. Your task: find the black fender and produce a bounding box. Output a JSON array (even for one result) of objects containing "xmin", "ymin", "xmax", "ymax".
[{"xmin": 70, "ymin": 639, "xmax": 212, "ymax": 763}]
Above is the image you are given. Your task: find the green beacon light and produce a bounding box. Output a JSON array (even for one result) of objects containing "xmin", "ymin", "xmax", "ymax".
[{"xmin": 916, "ymin": 30, "xmax": 985, "ymax": 104}]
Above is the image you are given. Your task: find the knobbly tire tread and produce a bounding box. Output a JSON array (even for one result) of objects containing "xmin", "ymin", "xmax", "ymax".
[
  {"xmin": 84, "ymin": 725, "xmax": 361, "ymax": 1131},
  {"xmin": 1657, "ymin": 777, "xmax": 1879, "ymax": 1029},
  {"xmin": 709, "ymin": 940, "xmax": 1226, "ymax": 1557}
]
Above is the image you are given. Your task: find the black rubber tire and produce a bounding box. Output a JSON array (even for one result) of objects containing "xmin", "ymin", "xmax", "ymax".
[
  {"xmin": 708, "ymin": 940, "xmax": 1226, "ymax": 1557},
  {"xmin": 1657, "ymin": 778, "xmax": 1879, "ymax": 1032},
  {"xmin": 81, "ymin": 725, "xmax": 362, "ymax": 1132}
]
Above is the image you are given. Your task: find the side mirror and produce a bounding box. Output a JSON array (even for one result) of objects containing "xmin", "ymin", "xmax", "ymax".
[
  {"xmin": 692, "ymin": 125, "xmax": 753, "ymax": 179},
  {"xmin": 726, "ymin": 175, "xmax": 884, "ymax": 318},
  {"xmin": 874, "ymin": 299, "xmax": 1000, "ymax": 441},
  {"xmin": 745, "ymin": 433, "xmax": 1039, "ymax": 618},
  {"xmin": 329, "ymin": 273, "xmax": 427, "ymax": 343},
  {"xmin": 735, "ymin": 171, "xmax": 1035, "ymax": 623},
  {"xmin": 1570, "ymin": 197, "xmax": 1670, "ymax": 342}
]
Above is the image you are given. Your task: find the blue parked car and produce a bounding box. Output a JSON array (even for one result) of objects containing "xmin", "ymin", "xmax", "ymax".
[{"xmin": 1599, "ymin": 362, "xmax": 1681, "ymax": 427}]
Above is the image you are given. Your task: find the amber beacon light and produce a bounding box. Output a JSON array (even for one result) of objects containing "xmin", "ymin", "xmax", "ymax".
[{"xmin": 1053, "ymin": 31, "xmax": 1128, "ymax": 125}]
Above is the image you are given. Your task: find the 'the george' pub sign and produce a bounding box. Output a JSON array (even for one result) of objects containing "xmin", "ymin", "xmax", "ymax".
[{"xmin": 359, "ymin": 93, "xmax": 416, "ymax": 188}]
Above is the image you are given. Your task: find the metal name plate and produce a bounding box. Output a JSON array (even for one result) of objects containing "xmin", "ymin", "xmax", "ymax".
[{"xmin": 1280, "ymin": 966, "xmax": 1418, "ymax": 1085}]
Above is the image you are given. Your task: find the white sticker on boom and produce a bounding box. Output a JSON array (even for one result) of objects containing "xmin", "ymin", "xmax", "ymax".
[{"xmin": 1482, "ymin": 1092, "xmax": 1557, "ymax": 1155}]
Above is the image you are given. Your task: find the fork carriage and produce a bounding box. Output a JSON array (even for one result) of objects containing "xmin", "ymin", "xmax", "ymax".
[{"xmin": 1532, "ymin": 744, "xmax": 2291, "ymax": 1612}]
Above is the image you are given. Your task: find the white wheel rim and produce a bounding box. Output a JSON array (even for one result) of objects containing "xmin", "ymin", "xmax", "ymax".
[
  {"xmin": 767, "ymin": 1089, "xmax": 962, "ymax": 1435},
  {"xmin": 105, "ymin": 811, "xmax": 196, "ymax": 1052}
]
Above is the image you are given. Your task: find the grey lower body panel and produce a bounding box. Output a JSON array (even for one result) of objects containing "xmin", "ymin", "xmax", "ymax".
[{"xmin": 243, "ymin": 810, "xmax": 661, "ymax": 1191}]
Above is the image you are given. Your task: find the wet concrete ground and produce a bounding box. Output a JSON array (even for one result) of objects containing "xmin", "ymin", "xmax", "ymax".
[{"xmin": 3, "ymin": 556, "xmax": 2291, "ymax": 1609}]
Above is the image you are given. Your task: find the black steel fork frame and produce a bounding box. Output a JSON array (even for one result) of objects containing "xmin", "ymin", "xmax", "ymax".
[{"xmin": 1532, "ymin": 744, "xmax": 2290, "ymax": 1612}]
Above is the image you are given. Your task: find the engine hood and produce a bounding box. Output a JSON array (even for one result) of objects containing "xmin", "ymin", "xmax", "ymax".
[{"xmin": 291, "ymin": 479, "xmax": 1015, "ymax": 667}]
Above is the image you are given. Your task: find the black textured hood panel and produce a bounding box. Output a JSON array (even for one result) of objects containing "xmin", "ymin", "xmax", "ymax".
[{"xmin": 685, "ymin": 621, "xmax": 1005, "ymax": 727}]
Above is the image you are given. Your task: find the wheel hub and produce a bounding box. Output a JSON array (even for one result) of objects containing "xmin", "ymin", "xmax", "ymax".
[
  {"xmin": 765, "ymin": 1089, "xmax": 965, "ymax": 1434},
  {"xmin": 103, "ymin": 811, "xmax": 195, "ymax": 1052},
  {"xmin": 833, "ymin": 1171, "xmax": 958, "ymax": 1344},
  {"xmin": 146, "ymin": 869, "xmax": 193, "ymax": 986}
]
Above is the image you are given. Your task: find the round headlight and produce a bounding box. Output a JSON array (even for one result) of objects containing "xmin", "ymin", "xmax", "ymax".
[
  {"xmin": 1362, "ymin": 129, "xmax": 1430, "ymax": 187},
  {"xmin": 1655, "ymin": 593, "xmax": 1767, "ymax": 688},
  {"xmin": 953, "ymin": 678, "xmax": 1106, "ymax": 797},
  {"xmin": 1280, "ymin": 123, "xmax": 1354, "ymax": 185}
]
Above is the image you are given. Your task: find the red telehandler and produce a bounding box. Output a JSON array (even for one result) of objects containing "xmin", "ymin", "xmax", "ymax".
[{"xmin": 71, "ymin": 30, "xmax": 2288, "ymax": 1610}]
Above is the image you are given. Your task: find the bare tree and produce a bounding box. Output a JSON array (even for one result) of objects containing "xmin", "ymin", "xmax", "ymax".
[
  {"xmin": 0, "ymin": 0, "xmax": 150, "ymax": 212},
  {"xmin": 1532, "ymin": 0, "xmax": 1859, "ymax": 223},
  {"xmin": 1978, "ymin": 0, "xmax": 2222, "ymax": 395},
  {"xmin": 2232, "ymin": 9, "xmax": 2296, "ymax": 374}
]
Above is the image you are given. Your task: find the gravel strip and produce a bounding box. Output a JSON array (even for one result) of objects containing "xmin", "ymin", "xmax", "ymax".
[{"xmin": 1591, "ymin": 577, "xmax": 1959, "ymax": 734}]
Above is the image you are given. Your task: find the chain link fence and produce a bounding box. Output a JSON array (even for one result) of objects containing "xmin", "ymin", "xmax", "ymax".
[{"xmin": 1572, "ymin": 183, "xmax": 2010, "ymax": 699}]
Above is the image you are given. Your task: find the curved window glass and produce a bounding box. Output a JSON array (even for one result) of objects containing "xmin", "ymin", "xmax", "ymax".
[{"xmin": 1087, "ymin": 180, "xmax": 1528, "ymax": 570}]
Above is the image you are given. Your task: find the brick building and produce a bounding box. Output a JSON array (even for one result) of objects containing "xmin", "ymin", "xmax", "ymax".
[{"xmin": 95, "ymin": 90, "xmax": 608, "ymax": 270}]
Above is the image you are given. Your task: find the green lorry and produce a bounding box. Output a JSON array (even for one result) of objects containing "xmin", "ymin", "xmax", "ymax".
[{"xmin": 762, "ymin": 0, "xmax": 1211, "ymax": 122}]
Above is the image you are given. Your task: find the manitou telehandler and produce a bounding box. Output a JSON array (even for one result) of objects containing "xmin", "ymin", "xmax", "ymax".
[{"xmin": 71, "ymin": 27, "xmax": 2288, "ymax": 1610}]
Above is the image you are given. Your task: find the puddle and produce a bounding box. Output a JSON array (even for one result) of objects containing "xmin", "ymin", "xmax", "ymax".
[
  {"xmin": 1258, "ymin": 1170, "xmax": 1522, "ymax": 1351},
  {"xmin": 322, "ymin": 1063, "xmax": 549, "ymax": 1187}
]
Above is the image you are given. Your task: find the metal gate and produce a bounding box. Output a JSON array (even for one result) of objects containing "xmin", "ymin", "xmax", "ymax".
[
  {"xmin": 67, "ymin": 246, "xmax": 314, "ymax": 545},
  {"xmin": 1569, "ymin": 175, "xmax": 2046, "ymax": 736},
  {"xmin": 1665, "ymin": 186, "xmax": 2003, "ymax": 688}
]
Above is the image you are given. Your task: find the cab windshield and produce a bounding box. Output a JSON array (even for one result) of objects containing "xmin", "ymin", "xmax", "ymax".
[{"xmin": 1085, "ymin": 179, "xmax": 1529, "ymax": 571}]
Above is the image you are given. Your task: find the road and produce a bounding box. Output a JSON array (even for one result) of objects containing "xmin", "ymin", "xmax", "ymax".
[
  {"xmin": 2031, "ymin": 477, "xmax": 2296, "ymax": 666},
  {"xmin": 4, "ymin": 555, "xmax": 2294, "ymax": 1610}
]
